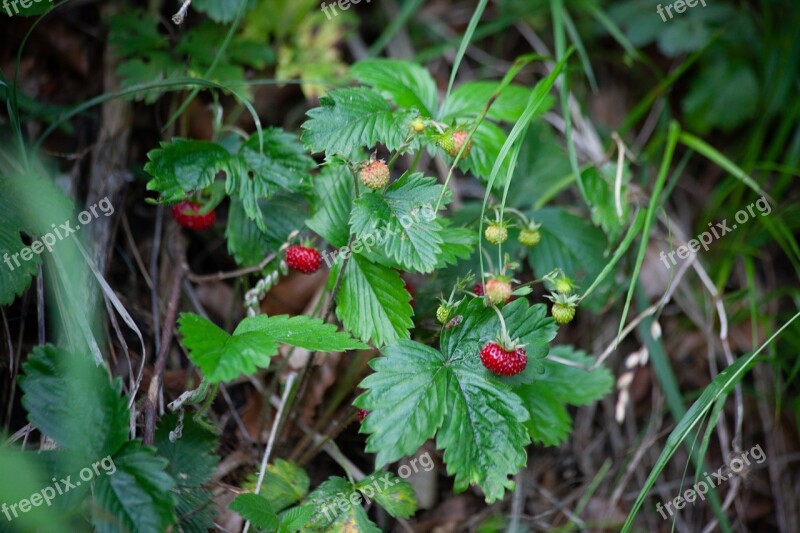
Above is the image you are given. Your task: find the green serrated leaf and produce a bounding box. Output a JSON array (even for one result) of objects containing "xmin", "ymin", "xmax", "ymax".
[
  {"xmin": 246, "ymin": 459, "xmax": 310, "ymax": 512},
  {"xmin": 335, "ymin": 254, "xmax": 414, "ymax": 346},
  {"xmin": 441, "ymin": 298, "xmax": 557, "ymax": 386},
  {"xmin": 231, "ymin": 129, "xmax": 315, "ymax": 230},
  {"xmin": 528, "ymin": 207, "xmax": 608, "ymax": 308},
  {"xmin": 582, "ymin": 165, "xmax": 629, "ymax": 242},
  {"xmin": 515, "ymin": 346, "xmax": 613, "ymax": 446},
  {"xmin": 301, "ymin": 87, "xmax": 416, "ymax": 156},
  {"xmin": 235, "ymin": 314, "xmax": 368, "ymax": 352},
  {"xmin": 229, "ymin": 493, "xmax": 279, "ymax": 531},
  {"xmin": 435, "ymin": 222, "xmax": 476, "ymax": 268},
  {"xmin": 155, "ymin": 413, "xmax": 219, "ymax": 488},
  {"xmin": 307, "ymin": 164, "xmax": 354, "ymax": 248},
  {"xmin": 179, "ymin": 313, "xmax": 279, "ymax": 383},
  {"xmin": 351, "ymin": 59, "xmax": 438, "ymax": 116},
  {"xmin": 517, "ymin": 384, "xmax": 571, "ymax": 446},
  {"xmin": 277, "ymin": 504, "xmax": 313, "ymax": 533},
  {"xmin": 226, "ymin": 194, "xmax": 308, "ymax": 267},
  {"xmin": 93, "ymin": 442, "xmax": 176, "ymax": 533},
  {"xmin": 144, "ymin": 139, "xmax": 231, "ymax": 203},
  {"xmin": 356, "ymin": 472, "xmax": 417, "ymax": 519},
  {"xmin": 325, "ymin": 503, "xmax": 381, "ymax": 532},
  {"xmin": 349, "ymin": 173, "xmax": 444, "ymax": 273},
  {"xmin": 538, "ymin": 345, "xmax": 614, "ymax": 406},
  {"xmin": 356, "ymin": 341, "xmax": 448, "ymax": 465},
  {"xmin": 358, "ymin": 299, "xmax": 546, "ymax": 503},
  {"xmin": 19, "ymin": 345, "xmax": 129, "ymax": 462}
]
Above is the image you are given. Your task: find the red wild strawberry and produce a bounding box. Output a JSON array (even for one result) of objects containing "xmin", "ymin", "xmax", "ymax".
[
  {"xmin": 360, "ymin": 160, "xmax": 390, "ymax": 190},
  {"xmin": 356, "ymin": 408, "xmax": 369, "ymax": 423},
  {"xmin": 171, "ymin": 200, "xmax": 216, "ymax": 231},
  {"xmin": 473, "ymin": 283, "xmax": 484, "ymax": 296},
  {"xmin": 479, "ymin": 341, "xmax": 527, "ymax": 376},
  {"xmin": 285, "ymin": 245, "xmax": 322, "ymax": 274}
]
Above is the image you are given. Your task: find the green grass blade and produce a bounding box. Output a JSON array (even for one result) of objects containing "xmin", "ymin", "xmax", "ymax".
[
  {"xmin": 621, "ymin": 309, "xmax": 800, "ymax": 531},
  {"xmin": 679, "ymin": 132, "xmax": 773, "ymax": 202},
  {"xmin": 616, "ymin": 121, "xmax": 680, "ymax": 345},
  {"xmin": 442, "ymin": 0, "xmax": 489, "ymax": 106}
]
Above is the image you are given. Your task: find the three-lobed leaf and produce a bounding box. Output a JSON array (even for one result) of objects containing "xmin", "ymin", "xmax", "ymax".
[
  {"xmin": 301, "ymin": 87, "xmax": 417, "ymax": 157},
  {"xmin": 334, "ymin": 254, "xmax": 414, "ymax": 346}
]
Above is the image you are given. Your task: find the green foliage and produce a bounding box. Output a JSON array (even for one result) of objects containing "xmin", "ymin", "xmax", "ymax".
[
  {"xmin": 108, "ymin": 11, "xmax": 273, "ymax": 102},
  {"xmin": 229, "ymin": 494, "xmax": 279, "ymax": 531},
  {"xmin": 20, "ymin": 345, "xmax": 129, "ymax": 462},
  {"xmin": 516, "ymin": 346, "xmax": 614, "ymax": 446},
  {"xmin": 351, "ymin": 59, "xmax": 439, "ymax": 116},
  {"xmin": 179, "ymin": 312, "xmax": 366, "ymax": 382},
  {"xmin": 155, "ymin": 414, "xmax": 220, "ymax": 532},
  {"xmin": 349, "ymin": 172, "xmax": 446, "ymax": 273},
  {"xmin": 144, "ymin": 129, "xmax": 313, "ymax": 231},
  {"xmin": 301, "ymin": 87, "xmax": 418, "ymax": 157},
  {"xmin": 92, "ymin": 442, "xmax": 177, "ymax": 533},
  {"xmin": 299, "ymin": 472, "xmax": 416, "ymax": 531},
  {"xmin": 179, "ymin": 313, "xmax": 279, "ymax": 383},
  {"xmin": 334, "ymin": 254, "xmax": 415, "ymax": 346},
  {"xmin": 357, "ymin": 298, "xmax": 559, "ymax": 502}
]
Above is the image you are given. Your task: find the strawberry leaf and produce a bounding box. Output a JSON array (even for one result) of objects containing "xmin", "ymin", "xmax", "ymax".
[
  {"xmin": 349, "ymin": 173, "xmax": 445, "ymax": 273},
  {"xmin": 144, "ymin": 139, "xmax": 231, "ymax": 203},
  {"xmin": 229, "ymin": 129, "xmax": 314, "ymax": 230},
  {"xmin": 440, "ymin": 297, "xmax": 558, "ymax": 386},
  {"xmin": 351, "ymin": 59, "xmax": 438, "ymax": 117},
  {"xmin": 155, "ymin": 413, "xmax": 219, "ymax": 532},
  {"xmin": 334, "ymin": 254, "xmax": 414, "ymax": 346},
  {"xmin": 301, "ymin": 87, "xmax": 416, "ymax": 156},
  {"xmin": 243, "ymin": 459, "xmax": 309, "ymax": 513},
  {"xmin": 515, "ymin": 346, "xmax": 613, "ymax": 446},
  {"xmin": 307, "ymin": 164, "xmax": 355, "ymax": 248},
  {"xmin": 228, "ymin": 494, "xmax": 279, "ymax": 531},
  {"xmin": 92, "ymin": 442, "xmax": 177, "ymax": 532},
  {"xmin": 19, "ymin": 345, "xmax": 130, "ymax": 463},
  {"xmin": 234, "ymin": 314, "xmax": 368, "ymax": 352},
  {"xmin": 179, "ymin": 313, "xmax": 279, "ymax": 383},
  {"xmin": 356, "ymin": 472, "xmax": 417, "ymax": 519},
  {"xmin": 517, "ymin": 384, "xmax": 571, "ymax": 446}
]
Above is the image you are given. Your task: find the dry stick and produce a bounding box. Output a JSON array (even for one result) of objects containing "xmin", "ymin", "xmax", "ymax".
[
  {"xmin": 297, "ymin": 410, "xmax": 358, "ymax": 467},
  {"xmin": 150, "ymin": 206, "xmax": 164, "ymax": 355},
  {"xmin": 143, "ymin": 267, "xmax": 184, "ymax": 445},
  {"xmin": 243, "ymin": 372, "xmax": 297, "ymax": 533},
  {"xmin": 184, "ymin": 252, "xmax": 277, "ymax": 283}
]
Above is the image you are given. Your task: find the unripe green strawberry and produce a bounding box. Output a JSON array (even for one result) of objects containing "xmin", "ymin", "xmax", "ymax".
[
  {"xmin": 545, "ymin": 292, "xmax": 579, "ymax": 324},
  {"xmin": 485, "ymin": 223, "xmax": 508, "ymax": 244},
  {"xmin": 485, "ymin": 277, "xmax": 512, "ymax": 305},
  {"xmin": 436, "ymin": 304, "xmax": 452, "ymax": 324},
  {"xmin": 554, "ymin": 277, "xmax": 575, "ymax": 295},
  {"xmin": 519, "ymin": 227, "xmax": 541, "ymax": 247},
  {"xmin": 438, "ymin": 129, "xmax": 472, "ymax": 158},
  {"xmin": 360, "ymin": 160, "xmax": 390, "ymax": 190},
  {"xmin": 551, "ymin": 303, "xmax": 576, "ymax": 324},
  {"xmin": 412, "ymin": 119, "xmax": 425, "ymax": 132}
]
